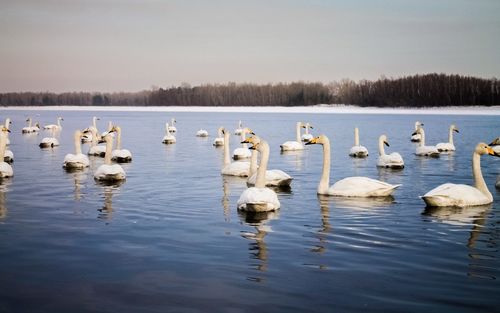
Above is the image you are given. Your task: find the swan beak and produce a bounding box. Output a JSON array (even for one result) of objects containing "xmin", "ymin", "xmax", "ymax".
[
  {"xmin": 241, "ymin": 139, "xmax": 250, "ymax": 144},
  {"xmin": 250, "ymin": 131, "xmax": 255, "ymax": 135},
  {"xmin": 384, "ymin": 141, "xmax": 390, "ymax": 147},
  {"xmin": 305, "ymin": 137, "xmax": 318, "ymax": 145},
  {"xmin": 488, "ymin": 147, "xmax": 500, "ymax": 157},
  {"xmin": 310, "ymin": 126, "xmax": 314, "ymax": 129},
  {"xmin": 421, "ymin": 123, "xmax": 424, "ymax": 126},
  {"xmin": 454, "ymin": 129, "xmax": 459, "ymax": 133},
  {"xmin": 411, "ymin": 131, "xmax": 417, "ymax": 136}
]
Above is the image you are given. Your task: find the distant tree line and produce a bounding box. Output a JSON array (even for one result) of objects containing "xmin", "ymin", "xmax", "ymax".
[{"xmin": 1, "ymin": 74, "xmax": 498, "ymax": 107}]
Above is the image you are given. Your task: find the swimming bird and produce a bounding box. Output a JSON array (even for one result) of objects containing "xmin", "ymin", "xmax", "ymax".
[
  {"xmin": 1, "ymin": 127, "xmax": 13, "ymax": 163},
  {"xmin": 94, "ymin": 130, "xmax": 126, "ymax": 182},
  {"xmin": 168, "ymin": 118, "xmax": 177, "ymax": 133},
  {"xmin": 213, "ymin": 126, "xmax": 224, "ymax": 146},
  {"xmin": 221, "ymin": 128, "xmax": 250, "ymax": 177},
  {"xmin": 82, "ymin": 116, "xmax": 100, "ymax": 143},
  {"xmin": 22, "ymin": 117, "xmax": 38, "ymax": 133},
  {"xmin": 376, "ymin": 135, "xmax": 404, "ymax": 169},
  {"xmin": 306, "ymin": 135, "xmax": 400, "ymax": 197},
  {"xmin": 349, "ymin": 127, "xmax": 369, "ymax": 158},
  {"xmin": 111, "ymin": 125, "xmax": 132, "ymax": 163},
  {"xmin": 301, "ymin": 122, "xmax": 314, "ymax": 142},
  {"xmin": 244, "ymin": 135, "xmax": 293, "ymax": 187},
  {"xmin": 233, "ymin": 127, "xmax": 253, "ymax": 160},
  {"xmin": 280, "ymin": 122, "xmax": 305, "ymax": 151},
  {"xmin": 412, "ymin": 127, "xmax": 440, "ymax": 157},
  {"xmin": 237, "ymin": 138, "xmax": 281, "ymax": 212},
  {"xmin": 411, "ymin": 121, "xmax": 424, "ymax": 142},
  {"xmin": 84, "ymin": 127, "xmax": 106, "ymax": 156},
  {"xmin": 234, "ymin": 120, "xmax": 244, "ymax": 135},
  {"xmin": 39, "ymin": 127, "xmax": 60, "ymax": 148},
  {"xmin": 0, "ymin": 127, "xmax": 13, "ymax": 178},
  {"xmin": 196, "ymin": 129, "xmax": 208, "ymax": 137},
  {"xmin": 489, "ymin": 137, "xmax": 500, "ymax": 154},
  {"xmin": 43, "ymin": 117, "xmax": 63, "ymax": 131},
  {"xmin": 422, "ymin": 143, "xmax": 499, "ymax": 207},
  {"xmin": 436, "ymin": 124, "xmax": 459, "ymax": 152},
  {"xmin": 162, "ymin": 123, "xmax": 176, "ymax": 144},
  {"xmin": 63, "ymin": 130, "xmax": 90, "ymax": 169},
  {"xmin": 1, "ymin": 118, "xmax": 12, "ymax": 145}
]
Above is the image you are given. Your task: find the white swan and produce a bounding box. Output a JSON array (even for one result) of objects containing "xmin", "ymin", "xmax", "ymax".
[
  {"xmin": 436, "ymin": 124, "xmax": 459, "ymax": 152},
  {"xmin": 94, "ymin": 131, "xmax": 126, "ymax": 182},
  {"xmin": 82, "ymin": 116, "xmax": 100, "ymax": 143},
  {"xmin": 489, "ymin": 137, "xmax": 500, "ymax": 154},
  {"xmin": 0, "ymin": 124, "xmax": 13, "ymax": 163},
  {"xmin": 306, "ymin": 135, "xmax": 400, "ymax": 197},
  {"xmin": 376, "ymin": 135, "xmax": 404, "ymax": 169},
  {"xmin": 0, "ymin": 127, "xmax": 13, "ymax": 178},
  {"xmin": 84, "ymin": 127, "xmax": 106, "ymax": 157},
  {"xmin": 233, "ymin": 127, "xmax": 253, "ymax": 160},
  {"xmin": 234, "ymin": 120, "xmax": 243, "ymax": 135},
  {"xmin": 168, "ymin": 118, "xmax": 177, "ymax": 133},
  {"xmin": 43, "ymin": 117, "xmax": 63, "ymax": 130},
  {"xmin": 111, "ymin": 126, "xmax": 132, "ymax": 163},
  {"xmin": 301, "ymin": 122, "xmax": 314, "ymax": 142},
  {"xmin": 411, "ymin": 121, "xmax": 424, "ymax": 142},
  {"xmin": 1, "ymin": 118, "xmax": 12, "ymax": 146},
  {"xmin": 63, "ymin": 130, "xmax": 90, "ymax": 169},
  {"xmin": 237, "ymin": 139, "xmax": 280, "ymax": 212},
  {"xmin": 39, "ymin": 126, "xmax": 60, "ymax": 148},
  {"xmin": 349, "ymin": 127, "xmax": 369, "ymax": 158},
  {"xmin": 413, "ymin": 127, "xmax": 440, "ymax": 157},
  {"xmin": 244, "ymin": 136, "xmax": 293, "ymax": 187},
  {"xmin": 280, "ymin": 122, "xmax": 305, "ymax": 151},
  {"xmin": 196, "ymin": 129, "xmax": 208, "ymax": 137},
  {"xmin": 22, "ymin": 117, "xmax": 35, "ymax": 133},
  {"xmin": 162, "ymin": 123, "xmax": 176, "ymax": 144},
  {"xmin": 422, "ymin": 143, "xmax": 499, "ymax": 207},
  {"xmin": 213, "ymin": 126, "xmax": 224, "ymax": 146},
  {"xmin": 221, "ymin": 128, "xmax": 250, "ymax": 177}
]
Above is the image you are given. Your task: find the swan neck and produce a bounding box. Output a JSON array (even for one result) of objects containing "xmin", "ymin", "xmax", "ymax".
[
  {"xmin": 419, "ymin": 128, "xmax": 426, "ymax": 146},
  {"xmin": 255, "ymin": 141, "xmax": 270, "ymax": 188},
  {"xmin": 92, "ymin": 117, "xmax": 97, "ymax": 130},
  {"xmin": 296, "ymin": 122, "xmax": 301, "ymax": 142},
  {"xmin": 90, "ymin": 128, "xmax": 97, "ymax": 147},
  {"xmin": 305, "ymin": 124, "xmax": 310, "ymax": 135},
  {"xmin": 223, "ymin": 132, "xmax": 230, "ymax": 165},
  {"xmin": 249, "ymin": 149, "xmax": 258, "ymax": 176},
  {"xmin": 318, "ymin": 139, "xmax": 331, "ymax": 194},
  {"xmin": 0, "ymin": 133, "xmax": 6, "ymax": 159},
  {"xmin": 240, "ymin": 131, "xmax": 247, "ymax": 149},
  {"xmin": 74, "ymin": 131, "xmax": 82, "ymax": 155},
  {"xmin": 448, "ymin": 126, "xmax": 454, "ymax": 145},
  {"xmin": 105, "ymin": 137, "xmax": 113, "ymax": 165},
  {"xmin": 472, "ymin": 151, "xmax": 491, "ymax": 200},
  {"xmin": 27, "ymin": 118, "xmax": 32, "ymax": 127},
  {"xmin": 57, "ymin": 118, "xmax": 61, "ymax": 127},
  {"xmin": 116, "ymin": 128, "xmax": 122, "ymax": 150},
  {"xmin": 354, "ymin": 128, "xmax": 360, "ymax": 146},
  {"xmin": 5, "ymin": 118, "xmax": 10, "ymax": 130},
  {"xmin": 165, "ymin": 123, "xmax": 170, "ymax": 135},
  {"xmin": 378, "ymin": 137, "xmax": 386, "ymax": 156}
]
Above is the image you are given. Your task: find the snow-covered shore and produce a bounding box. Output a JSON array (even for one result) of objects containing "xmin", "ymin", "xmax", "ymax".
[{"xmin": 1, "ymin": 105, "xmax": 499, "ymax": 115}]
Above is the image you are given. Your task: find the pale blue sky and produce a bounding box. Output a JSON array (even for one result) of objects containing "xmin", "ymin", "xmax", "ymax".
[{"xmin": 0, "ymin": 0, "xmax": 499, "ymax": 92}]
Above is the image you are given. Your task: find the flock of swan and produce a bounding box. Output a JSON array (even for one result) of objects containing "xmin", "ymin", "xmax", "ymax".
[{"xmin": 0, "ymin": 116, "xmax": 499, "ymax": 213}]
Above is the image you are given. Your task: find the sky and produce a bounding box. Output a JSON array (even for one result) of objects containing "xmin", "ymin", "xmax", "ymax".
[{"xmin": 0, "ymin": 0, "xmax": 499, "ymax": 93}]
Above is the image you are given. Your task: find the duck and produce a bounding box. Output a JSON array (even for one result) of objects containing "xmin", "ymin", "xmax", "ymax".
[
  {"xmin": 306, "ymin": 135, "xmax": 400, "ymax": 197},
  {"xmin": 168, "ymin": 118, "xmax": 177, "ymax": 133},
  {"xmin": 412, "ymin": 126, "xmax": 440, "ymax": 157},
  {"xmin": 233, "ymin": 127, "xmax": 253, "ymax": 160},
  {"xmin": 422, "ymin": 143, "xmax": 499, "ymax": 207},
  {"xmin": 213, "ymin": 126, "xmax": 224, "ymax": 146},
  {"xmin": 411, "ymin": 121, "xmax": 424, "ymax": 142},
  {"xmin": 0, "ymin": 127, "xmax": 13, "ymax": 178},
  {"xmin": 280, "ymin": 122, "xmax": 305, "ymax": 151},
  {"xmin": 196, "ymin": 129, "xmax": 208, "ymax": 137},
  {"xmin": 221, "ymin": 128, "xmax": 250, "ymax": 177},
  {"xmin": 237, "ymin": 138, "xmax": 280, "ymax": 212},
  {"xmin": 376, "ymin": 135, "xmax": 404, "ymax": 169},
  {"xmin": 244, "ymin": 135, "xmax": 293, "ymax": 187},
  {"xmin": 63, "ymin": 130, "xmax": 90, "ymax": 169},
  {"xmin": 349, "ymin": 127, "xmax": 369, "ymax": 158},
  {"xmin": 436, "ymin": 124, "xmax": 459, "ymax": 152},
  {"xmin": 110, "ymin": 125, "xmax": 132, "ymax": 163},
  {"xmin": 43, "ymin": 117, "xmax": 63, "ymax": 131},
  {"xmin": 162, "ymin": 123, "xmax": 176, "ymax": 144},
  {"xmin": 301, "ymin": 122, "xmax": 314, "ymax": 142},
  {"xmin": 94, "ymin": 130, "xmax": 126, "ymax": 182}
]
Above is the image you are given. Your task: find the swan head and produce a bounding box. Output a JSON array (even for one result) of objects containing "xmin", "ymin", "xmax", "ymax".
[
  {"xmin": 58, "ymin": 117, "xmax": 64, "ymax": 121},
  {"xmin": 242, "ymin": 127, "xmax": 255, "ymax": 135},
  {"xmin": 305, "ymin": 134, "xmax": 329, "ymax": 145},
  {"xmin": 26, "ymin": 117, "xmax": 31, "ymax": 122},
  {"xmin": 488, "ymin": 137, "xmax": 500, "ymax": 146},
  {"xmin": 415, "ymin": 121, "xmax": 424, "ymax": 127},
  {"xmin": 302, "ymin": 122, "xmax": 313, "ymax": 129},
  {"xmin": 412, "ymin": 127, "xmax": 424, "ymax": 136},
  {"xmin": 379, "ymin": 134, "xmax": 389, "ymax": 146},
  {"xmin": 1, "ymin": 126, "xmax": 10, "ymax": 133},
  {"xmin": 241, "ymin": 135, "xmax": 261, "ymax": 146},
  {"xmin": 98, "ymin": 129, "xmax": 116, "ymax": 143},
  {"xmin": 451, "ymin": 124, "xmax": 459, "ymax": 133},
  {"xmin": 35, "ymin": 122, "xmax": 40, "ymax": 128},
  {"xmin": 476, "ymin": 142, "xmax": 500, "ymax": 157}
]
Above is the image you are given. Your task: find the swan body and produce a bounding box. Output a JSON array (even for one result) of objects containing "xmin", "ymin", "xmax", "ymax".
[
  {"xmin": 84, "ymin": 127, "xmax": 106, "ymax": 156},
  {"xmin": 413, "ymin": 127, "xmax": 440, "ymax": 157},
  {"xmin": 162, "ymin": 123, "xmax": 176, "ymax": 144},
  {"xmin": 1, "ymin": 118, "xmax": 12, "ymax": 145},
  {"xmin": 234, "ymin": 120, "xmax": 243, "ymax": 135},
  {"xmin": 168, "ymin": 118, "xmax": 177, "ymax": 133},
  {"xmin": 221, "ymin": 128, "xmax": 250, "ymax": 177},
  {"xmin": 436, "ymin": 124, "xmax": 459, "ymax": 152},
  {"xmin": 233, "ymin": 127, "xmax": 253, "ymax": 160},
  {"xmin": 63, "ymin": 130, "xmax": 90, "ymax": 169},
  {"xmin": 237, "ymin": 139, "xmax": 280, "ymax": 212},
  {"xmin": 110, "ymin": 126, "xmax": 132, "ymax": 163},
  {"xmin": 280, "ymin": 122, "xmax": 305, "ymax": 151},
  {"xmin": 94, "ymin": 131, "xmax": 126, "ymax": 182},
  {"xmin": 376, "ymin": 135, "xmax": 404, "ymax": 169},
  {"xmin": 306, "ymin": 135, "xmax": 400, "ymax": 197},
  {"xmin": 39, "ymin": 137, "xmax": 59, "ymax": 148},
  {"xmin": 0, "ymin": 128, "xmax": 13, "ymax": 178},
  {"xmin": 82, "ymin": 117, "xmax": 99, "ymax": 143},
  {"xmin": 422, "ymin": 143, "xmax": 499, "ymax": 207},
  {"xmin": 301, "ymin": 122, "xmax": 314, "ymax": 142},
  {"xmin": 349, "ymin": 127, "xmax": 369, "ymax": 157},
  {"xmin": 22, "ymin": 118, "xmax": 39, "ymax": 133},
  {"xmin": 44, "ymin": 117, "xmax": 63, "ymax": 130},
  {"xmin": 196, "ymin": 129, "xmax": 208, "ymax": 137},
  {"xmin": 411, "ymin": 121, "xmax": 423, "ymax": 142},
  {"xmin": 3, "ymin": 150, "xmax": 14, "ymax": 163},
  {"xmin": 213, "ymin": 127, "xmax": 224, "ymax": 146}
]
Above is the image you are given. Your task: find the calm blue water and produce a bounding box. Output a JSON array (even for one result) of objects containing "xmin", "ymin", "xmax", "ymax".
[{"xmin": 0, "ymin": 110, "xmax": 499, "ymax": 313}]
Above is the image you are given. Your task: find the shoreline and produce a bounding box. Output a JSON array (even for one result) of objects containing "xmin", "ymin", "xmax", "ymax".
[{"xmin": 1, "ymin": 105, "xmax": 499, "ymax": 115}]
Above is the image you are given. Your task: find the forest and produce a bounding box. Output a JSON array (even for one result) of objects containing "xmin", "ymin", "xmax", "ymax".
[{"xmin": 1, "ymin": 73, "xmax": 499, "ymax": 107}]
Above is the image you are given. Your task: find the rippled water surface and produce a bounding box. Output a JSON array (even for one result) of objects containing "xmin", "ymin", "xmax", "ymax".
[{"xmin": 0, "ymin": 110, "xmax": 499, "ymax": 313}]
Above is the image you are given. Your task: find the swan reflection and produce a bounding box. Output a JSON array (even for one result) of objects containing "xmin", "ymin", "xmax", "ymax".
[
  {"xmin": 422, "ymin": 204, "xmax": 491, "ymax": 229},
  {"xmin": 238, "ymin": 210, "xmax": 279, "ymax": 282},
  {"xmin": 0, "ymin": 181, "xmax": 10, "ymax": 219},
  {"xmin": 329, "ymin": 195, "xmax": 395, "ymax": 210},
  {"xmin": 280, "ymin": 149, "xmax": 305, "ymax": 171},
  {"xmin": 312, "ymin": 195, "xmax": 333, "ymax": 256},
  {"xmin": 65, "ymin": 168, "xmax": 89, "ymax": 201},
  {"xmin": 96, "ymin": 181, "xmax": 124, "ymax": 220}
]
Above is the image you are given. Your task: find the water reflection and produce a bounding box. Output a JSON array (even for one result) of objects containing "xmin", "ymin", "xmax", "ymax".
[
  {"xmin": 280, "ymin": 149, "xmax": 305, "ymax": 171},
  {"xmin": 0, "ymin": 181, "xmax": 10, "ymax": 219},
  {"xmin": 422, "ymin": 204, "xmax": 491, "ymax": 229},
  {"xmin": 312, "ymin": 195, "xmax": 333, "ymax": 257},
  {"xmin": 329, "ymin": 195, "xmax": 395, "ymax": 210},
  {"xmin": 96, "ymin": 182, "xmax": 124, "ymax": 221},
  {"xmin": 238, "ymin": 209, "xmax": 279, "ymax": 282},
  {"xmin": 65, "ymin": 168, "xmax": 89, "ymax": 201}
]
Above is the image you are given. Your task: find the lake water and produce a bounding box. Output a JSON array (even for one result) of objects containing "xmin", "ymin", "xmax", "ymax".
[{"xmin": 0, "ymin": 109, "xmax": 499, "ymax": 313}]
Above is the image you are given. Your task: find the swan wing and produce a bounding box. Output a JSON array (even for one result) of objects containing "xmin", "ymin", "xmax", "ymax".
[
  {"xmin": 247, "ymin": 169, "xmax": 293, "ymax": 187},
  {"xmin": 436, "ymin": 143, "xmax": 455, "ymax": 151},
  {"xmin": 280, "ymin": 141, "xmax": 304, "ymax": 151},
  {"xmin": 422, "ymin": 183, "xmax": 490, "ymax": 207},
  {"xmin": 329, "ymin": 176, "xmax": 400, "ymax": 197},
  {"xmin": 0, "ymin": 162, "xmax": 13, "ymax": 177},
  {"xmin": 221, "ymin": 161, "xmax": 250, "ymax": 177},
  {"xmin": 94, "ymin": 164, "xmax": 126, "ymax": 180},
  {"xmin": 237, "ymin": 187, "xmax": 280, "ymax": 212},
  {"xmin": 233, "ymin": 147, "xmax": 252, "ymax": 158}
]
